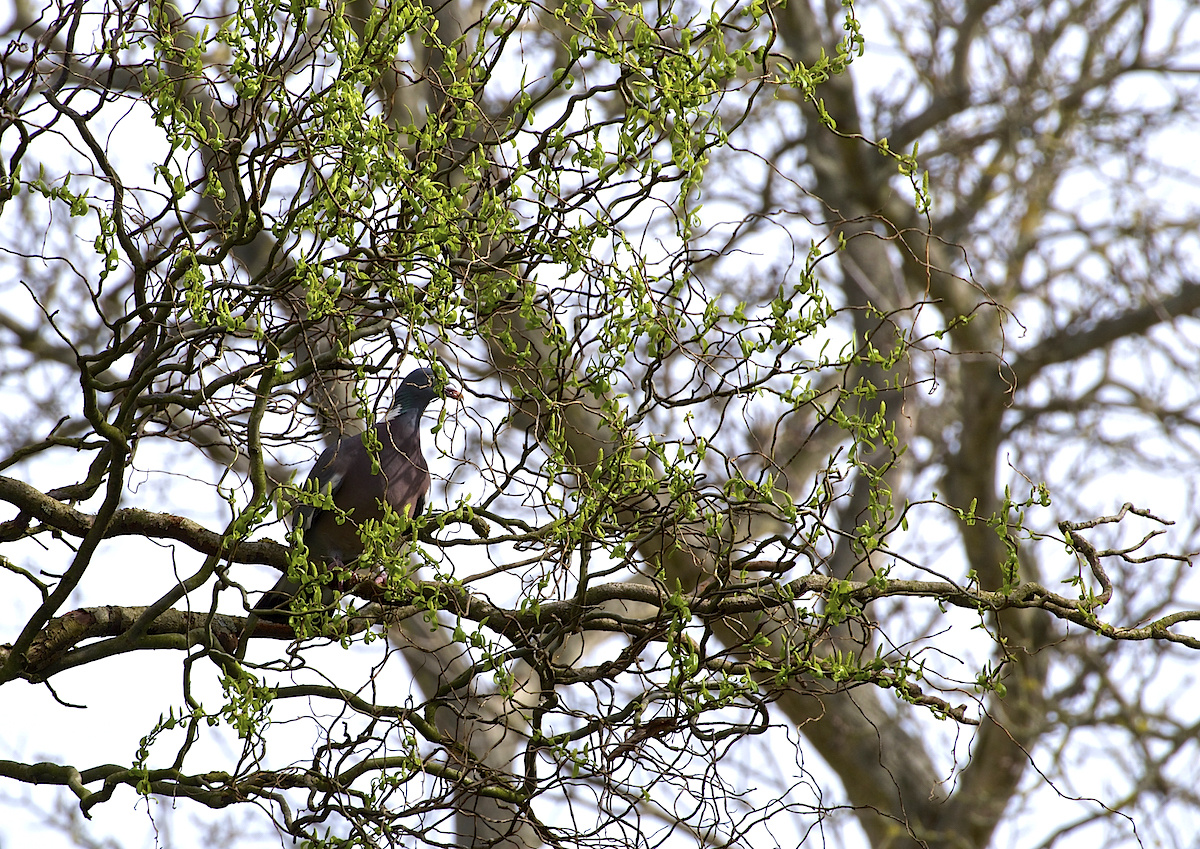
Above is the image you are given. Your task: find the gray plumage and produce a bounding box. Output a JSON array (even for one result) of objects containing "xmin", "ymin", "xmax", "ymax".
[{"xmin": 254, "ymin": 368, "xmax": 459, "ymax": 624}]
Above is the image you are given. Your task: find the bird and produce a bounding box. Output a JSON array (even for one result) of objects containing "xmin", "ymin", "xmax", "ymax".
[{"xmin": 253, "ymin": 367, "xmax": 460, "ymax": 625}]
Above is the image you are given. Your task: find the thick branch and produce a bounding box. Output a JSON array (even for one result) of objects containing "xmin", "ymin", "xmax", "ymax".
[
  {"xmin": 1011, "ymin": 279, "xmax": 1200, "ymax": 385},
  {"xmin": 0, "ymin": 475, "xmax": 286, "ymax": 565}
]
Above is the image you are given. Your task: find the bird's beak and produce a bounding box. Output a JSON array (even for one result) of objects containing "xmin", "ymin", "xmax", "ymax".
[{"xmin": 444, "ymin": 386, "xmax": 462, "ymax": 401}]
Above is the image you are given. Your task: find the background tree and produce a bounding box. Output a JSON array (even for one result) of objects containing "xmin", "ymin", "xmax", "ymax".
[{"xmin": 2, "ymin": 0, "xmax": 1199, "ymax": 848}]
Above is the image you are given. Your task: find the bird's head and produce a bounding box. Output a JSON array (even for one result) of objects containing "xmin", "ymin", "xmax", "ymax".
[{"xmin": 390, "ymin": 367, "xmax": 461, "ymax": 415}]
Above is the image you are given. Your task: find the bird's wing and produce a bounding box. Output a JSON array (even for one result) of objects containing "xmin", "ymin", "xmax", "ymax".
[{"xmin": 293, "ymin": 441, "xmax": 349, "ymax": 532}]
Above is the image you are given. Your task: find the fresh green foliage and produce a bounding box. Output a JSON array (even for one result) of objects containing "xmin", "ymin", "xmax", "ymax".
[{"xmin": 3, "ymin": 0, "xmax": 1194, "ymax": 847}]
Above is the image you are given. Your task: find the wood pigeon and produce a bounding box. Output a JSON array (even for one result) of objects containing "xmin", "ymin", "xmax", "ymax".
[{"xmin": 253, "ymin": 367, "xmax": 460, "ymax": 624}]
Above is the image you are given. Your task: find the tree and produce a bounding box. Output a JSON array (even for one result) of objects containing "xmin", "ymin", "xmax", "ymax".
[{"xmin": 2, "ymin": 0, "xmax": 1198, "ymax": 846}]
